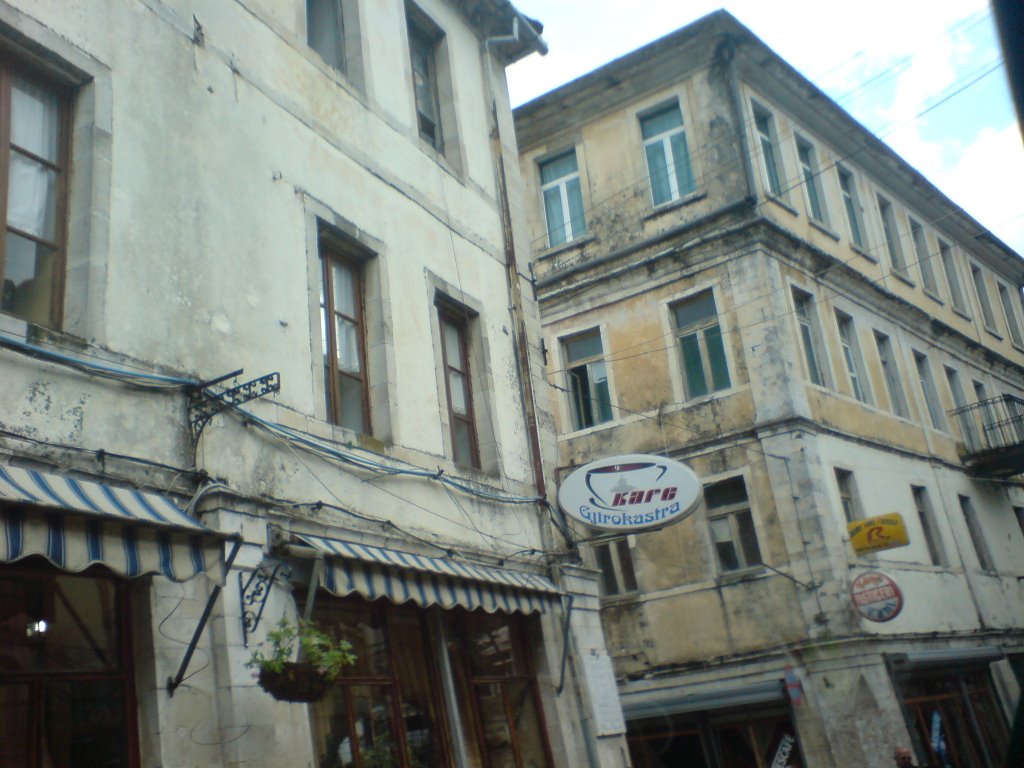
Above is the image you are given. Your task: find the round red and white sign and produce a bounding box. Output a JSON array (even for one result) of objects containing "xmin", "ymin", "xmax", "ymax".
[
  {"xmin": 850, "ymin": 571, "xmax": 904, "ymax": 623},
  {"xmin": 557, "ymin": 454, "xmax": 702, "ymax": 532}
]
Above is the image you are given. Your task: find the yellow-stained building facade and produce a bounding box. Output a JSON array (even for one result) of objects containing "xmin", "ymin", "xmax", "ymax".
[{"xmin": 515, "ymin": 12, "xmax": 1024, "ymax": 768}]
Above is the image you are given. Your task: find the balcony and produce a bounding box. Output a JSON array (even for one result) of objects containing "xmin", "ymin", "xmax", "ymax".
[{"xmin": 950, "ymin": 394, "xmax": 1024, "ymax": 477}]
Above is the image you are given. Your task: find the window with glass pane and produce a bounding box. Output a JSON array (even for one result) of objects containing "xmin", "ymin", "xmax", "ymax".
[
  {"xmin": 959, "ymin": 495, "xmax": 995, "ymax": 572},
  {"xmin": 940, "ymin": 240, "xmax": 968, "ymax": 314},
  {"xmin": 408, "ymin": 15, "xmax": 442, "ymax": 151},
  {"xmin": 877, "ymin": 196, "xmax": 907, "ymax": 276},
  {"xmin": 913, "ymin": 351, "xmax": 945, "ymax": 430},
  {"xmin": 705, "ymin": 476, "xmax": 761, "ymax": 572},
  {"xmin": 792, "ymin": 288, "xmax": 828, "ymax": 387},
  {"xmin": 0, "ymin": 69, "xmax": 68, "ymax": 328},
  {"xmin": 593, "ymin": 538, "xmax": 638, "ymax": 596},
  {"xmin": 796, "ymin": 137, "xmax": 826, "ymax": 223},
  {"xmin": 911, "ymin": 485, "xmax": 945, "ymax": 566},
  {"xmin": 909, "ymin": 218, "xmax": 939, "ymax": 296},
  {"xmin": 320, "ymin": 244, "xmax": 369, "ymax": 434},
  {"xmin": 946, "ymin": 366, "xmax": 980, "ymax": 450},
  {"xmin": 540, "ymin": 150, "xmax": 586, "ymax": 247},
  {"xmin": 312, "ymin": 603, "xmax": 450, "ymax": 768},
  {"xmin": 835, "ymin": 311, "xmax": 869, "ymax": 403},
  {"xmin": 439, "ymin": 307, "xmax": 479, "ymax": 467},
  {"xmin": 640, "ymin": 102, "xmax": 695, "ymax": 206},
  {"xmin": 563, "ymin": 329, "xmax": 612, "ymax": 430},
  {"xmin": 752, "ymin": 103, "xmax": 783, "ymax": 196},
  {"xmin": 307, "ymin": 0, "xmax": 346, "ymax": 72},
  {"xmin": 997, "ymin": 283, "xmax": 1024, "ymax": 346},
  {"xmin": 672, "ymin": 290, "xmax": 730, "ymax": 399},
  {"xmin": 446, "ymin": 611, "xmax": 553, "ymax": 768},
  {"xmin": 874, "ymin": 331, "xmax": 908, "ymax": 417},
  {"xmin": 973, "ymin": 379, "xmax": 998, "ymax": 447},
  {"xmin": 834, "ymin": 468, "xmax": 861, "ymax": 523},
  {"xmin": 970, "ymin": 264, "xmax": 998, "ymax": 331},
  {"xmin": 0, "ymin": 568, "xmax": 134, "ymax": 767},
  {"xmin": 837, "ymin": 166, "xmax": 865, "ymax": 248}
]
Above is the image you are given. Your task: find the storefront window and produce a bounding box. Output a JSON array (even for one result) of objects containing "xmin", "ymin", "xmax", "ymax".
[
  {"xmin": 0, "ymin": 564, "xmax": 134, "ymax": 768},
  {"xmin": 312, "ymin": 598, "xmax": 554, "ymax": 768},
  {"xmin": 899, "ymin": 669, "xmax": 1009, "ymax": 768},
  {"xmin": 627, "ymin": 709, "xmax": 801, "ymax": 768}
]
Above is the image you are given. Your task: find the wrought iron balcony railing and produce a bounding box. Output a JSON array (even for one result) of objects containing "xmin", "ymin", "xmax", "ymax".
[{"xmin": 949, "ymin": 393, "xmax": 1024, "ymax": 476}]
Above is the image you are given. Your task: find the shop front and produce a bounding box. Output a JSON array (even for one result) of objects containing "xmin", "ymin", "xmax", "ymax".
[{"xmin": 0, "ymin": 462, "xmax": 230, "ymax": 768}]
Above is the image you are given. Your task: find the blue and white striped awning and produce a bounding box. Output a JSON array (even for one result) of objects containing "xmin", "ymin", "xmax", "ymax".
[
  {"xmin": 0, "ymin": 462, "xmax": 227, "ymax": 582},
  {"xmin": 296, "ymin": 533, "xmax": 561, "ymax": 615}
]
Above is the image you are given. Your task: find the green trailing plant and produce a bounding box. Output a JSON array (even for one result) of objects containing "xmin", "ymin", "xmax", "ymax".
[{"xmin": 245, "ymin": 617, "xmax": 356, "ymax": 681}]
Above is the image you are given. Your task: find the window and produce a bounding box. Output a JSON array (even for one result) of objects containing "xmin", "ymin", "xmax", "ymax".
[
  {"xmin": 407, "ymin": 10, "xmax": 443, "ymax": 151},
  {"xmin": 834, "ymin": 468, "xmax": 861, "ymax": 523},
  {"xmin": 959, "ymin": 495, "xmax": 994, "ymax": 572},
  {"xmin": 539, "ymin": 150, "xmax": 586, "ymax": 247},
  {"xmin": 911, "ymin": 486, "xmax": 945, "ymax": 566},
  {"xmin": 704, "ymin": 476, "xmax": 761, "ymax": 572},
  {"xmin": 0, "ymin": 69, "xmax": 69, "ymax": 328},
  {"xmin": 837, "ymin": 165, "xmax": 865, "ymax": 248},
  {"xmin": 973, "ymin": 379, "xmax": 998, "ymax": 447},
  {"xmin": 877, "ymin": 196, "xmax": 907, "ymax": 277},
  {"xmin": 307, "ymin": 0, "xmax": 361, "ymax": 80},
  {"xmin": 940, "ymin": 240, "xmax": 968, "ymax": 314},
  {"xmin": 792, "ymin": 288, "xmax": 829, "ymax": 387},
  {"xmin": 970, "ymin": 264, "xmax": 998, "ymax": 332},
  {"xmin": 563, "ymin": 329, "xmax": 612, "ymax": 430},
  {"xmin": 640, "ymin": 102, "xmax": 695, "ymax": 206},
  {"xmin": 1015, "ymin": 505, "xmax": 1024, "ymax": 539},
  {"xmin": 998, "ymin": 283, "xmax": 1024, "ymax": 347},
  {"xmin": 909, "ymin": 218, "xmax": 939, "ymax": 296},
  {"xmin": 946, "ymin": 367, "xmax": 980, "ymax": 449},
  {"xmin": 438, "ymin": 306, "xmax": 479, "ymax": 467},
  {"xmin": 593, "ymin": 538, "xmax": 638, "ymax": 596},
  {"xmin": 796, "ymin": 137, "xmax": 827, "ymax": 223},
  {"xmin": 320, "ymin": 238, "xmax": 370, "ymax": 434},
  {"xmin": 0, "ymin": 567, "xmax": 135, "ymax": 767},
  {"xmin": 874, "ymin": 331, "xmax": 908, "ymax": 417},
  {"xmin": 835, "ymin": 311, "xmax": 870, "ymax": 403},
  {"xmin": 672, "ymin": 290, "xmax": 730, "ymax": 399},
  {"xmin": 913, "ymin": 351, "xmax": 945, "ymax": 430},
  {"xmin": 311, "ymin": 598, "xmax": 554, "ymax": 768},
  {"xmin": 752, "ymin": 103, "xmax": 783, "ymax": 197}
]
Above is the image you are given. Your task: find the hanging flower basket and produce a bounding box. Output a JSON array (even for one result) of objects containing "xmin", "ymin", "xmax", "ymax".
[
  {"xmin": 257, "ymin": 661, "xmax": 334, "ymax": 703},
  {"xmin": 246, "ymin": 618, "xmax": 356, "ymax": 703}
]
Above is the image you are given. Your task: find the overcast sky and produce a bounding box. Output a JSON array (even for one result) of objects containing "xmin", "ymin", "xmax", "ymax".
[{"xmin": 505, "ymin": 1, "xmax": 1024, "ymax": 256}]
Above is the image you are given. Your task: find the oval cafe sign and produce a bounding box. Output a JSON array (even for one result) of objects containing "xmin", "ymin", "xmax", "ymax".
[
  {"xmin": 557, "ymin": 454, "xmax": 702, "ymax": 532},
  {"xmin": 850, "ymin": 571, "xmax": 904, "ymax": 623}
]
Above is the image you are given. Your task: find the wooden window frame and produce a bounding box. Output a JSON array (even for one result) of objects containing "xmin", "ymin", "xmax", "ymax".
[
  {"xmin": 672, "ymin": 289, "xmax": 731, "ymax": 400},
  {"xmin": 874, "ymin": 331, "xmax": 908, "ymax": 418},
  {"xmin": 877, "ymin": 195, "xmax": 908, "ymax": 276},
  {"xmin": 593, "ymin": 537, "xmax": 638, "ymax": 596},
  {"xmin": 438, "ymin": 304, "xmax": 480, "ymax": 468},
  {"xmin": 0, "ymin": 62, "xmax": 72, "ymax": 329},
  {"xmin": 792, "ymin": 287, "xmax": 829, "ymax": 388},
  {"xmin": 911, "ymin": 485, "xmax": 945, "ymax": 566},
  {"xmin": 752, "ymin": 102, "xmax": 783, "ymax": 197},
  {"xmin": 320, "ymin": 236, "xmax": 371, "ymax": 434},
  {"xmin": 639, "ymin": 101, "xmax": 695, "ymax": 206},
  {"xmin": 834, "ymin": 467, "xmax": 861, "ymax": 524},
  {"xmin": 835, "ymin": 310, "xmax": 870, "ymax": 404},
  {"xmin": 796, "ymin": 136, "xmax": 827, "ymax": 224},
  {"xmin": 705, "ymin": 476, "xmax": 762, "ymax": 573},
  {"xmin": 562, "ymin": 328, "xmax": 612, "ymax": 431},
  {"xmin": 837, "ymin": 164, "xmax": 865, "ymax": 249},
  {"xmin": 407, "ymin": 10, "xmax": 444, "ymax": 152}
]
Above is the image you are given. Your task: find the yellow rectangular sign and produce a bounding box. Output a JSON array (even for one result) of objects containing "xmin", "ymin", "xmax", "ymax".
[{"xmin": 847, "ymin": 513, "xmax": 909, "ymax": 554}]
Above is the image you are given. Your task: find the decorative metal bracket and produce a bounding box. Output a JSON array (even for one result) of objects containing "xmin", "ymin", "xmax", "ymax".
[
  {"xmin": 239, "ymin": 562, "xmax": 291, "ymax": 647},
  {"xmin": 188, "ymin": 370, "xmax": 281, "ymax": 441}
]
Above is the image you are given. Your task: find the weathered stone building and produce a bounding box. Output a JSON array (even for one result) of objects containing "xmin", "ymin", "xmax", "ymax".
[
  {"xmin": 515, "ymin": 11, "xmax": 1024, "ymax": 768},
  {"xmin": 0, "ymin": 1, "xmax": 630, "ymax": 766}
]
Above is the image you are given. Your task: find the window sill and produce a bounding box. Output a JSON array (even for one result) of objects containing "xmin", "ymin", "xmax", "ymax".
[
  {"xmin": 0, "ymin": 311, "xmax": 29, "ymax": 340},
  {"xmin": 559, "ymin": 417, "xmax": 617, "ymax": 439},
  {"xmin": 952, "ymin": 307, "xmax": 973, "ymax": 322},
  {"xmin": 924, "ymin": 290, "xmax": 944, "ymax": 305},
  {"xmin": 765, "ymin": 194, "xmax": 798, "ymax": 218},
  {"xmin": 983, "ymin": 326, "xmax": 1003, "ymax": 342},
  {"xmin": 892, "ymin": 271, "xmax": 915, "ymax": 288},
  {"xmin": 600, "ymin": 590, "xmax": 641, "ymax": 604},
  {"xmin": 851, "ymin": 244, "xmax": 877, "ymax": 264},
  {"xmin": 643, "ymin": 191, "xmax": 707, "ymax": 221},
  {"xmin": 537, "ymin": 234, "xmax": 596, "ymax": 262},
  {"xmin": 715, "ymin": 566, "xmax": 767, "ymax": 586},
  {"xmin": 809, "ymin": 219, "xmax": 840, "ymax": 241}
]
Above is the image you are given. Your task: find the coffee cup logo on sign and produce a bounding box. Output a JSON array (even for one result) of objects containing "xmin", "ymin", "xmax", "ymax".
[{"xmin": 558, "ymin": 454, "xmax": 702, "ymax": 532}]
